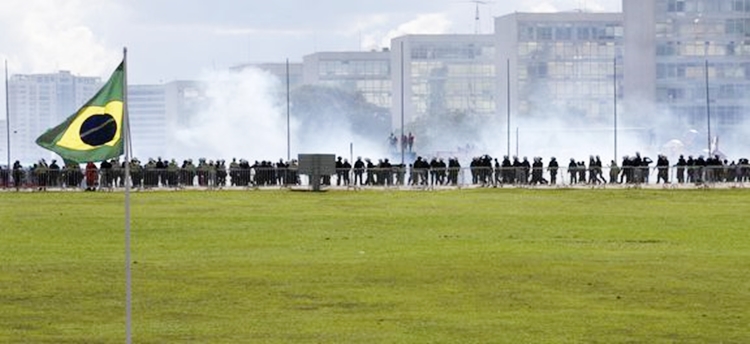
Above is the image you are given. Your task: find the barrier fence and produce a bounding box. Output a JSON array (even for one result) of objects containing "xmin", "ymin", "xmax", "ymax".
[{"xmin": 1, "ymin": 164, "xmax": 749, "ymax": 191}]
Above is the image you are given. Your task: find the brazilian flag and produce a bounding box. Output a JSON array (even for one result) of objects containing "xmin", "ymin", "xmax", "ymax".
[{"xmin": 36, "ymin": 61, "xmax": 125, "ymax": 163}]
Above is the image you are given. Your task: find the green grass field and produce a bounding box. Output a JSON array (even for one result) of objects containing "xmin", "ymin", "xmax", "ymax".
[{"xmin": 1, "ymin": 189, "xmax": 749, "ymax": 343}]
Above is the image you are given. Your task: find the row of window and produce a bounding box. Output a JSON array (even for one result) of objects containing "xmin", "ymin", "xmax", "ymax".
[
  {"xmin": 518, "ymin": 41, "xmax": 619, "ymax": 59},
  {"xmin": 658, "ymin": 40, "xmax": 750, "ymax": 56},
  {"xmin": 411, "ymin": 80, "xmax": 496, "ymax": 96},
  {"xmin": 518, "ymin": 24, "xmax": 623, "ymax": 42},
  {"xmin": 519, "ymin": 80, "xmax": 617, "ymax": 98},
  {"xmin": 521, "ymin": 61, "xmax": 619, "ymax": 79},
  {"xmin": 664, "ymin": 0, "xmax": 750, "ymax": 13},
  {"xmin": 411, "ymin": 98, "xmax": 495, "ymax": 115},
  {"xmin": 410, "ymin": 44, "xmax": 495, "ymax": 61},
  {"xmin": 317, "ymin": 60, "xmax": 390, "ymax": 77},
  {"xmin": 669, "ymin": 104, "xmax": 746, "ymax": 125},
  {"xmin": 656, "ymin": 62, "xmax": 750, "ymax": 79},
  {"xmin": 658, "ymin": 83, "xmax": 750, "ymax": 100},
  {"xmin": 410, "ymin": 62, "xmax": 496, "ymax": 79}
]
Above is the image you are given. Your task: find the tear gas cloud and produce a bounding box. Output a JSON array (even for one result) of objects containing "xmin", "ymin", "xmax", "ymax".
[
  {"xmin": 414, "ymin": 102, "xmax": 750, "ymax": 167},
  {"xmin": 168, "ymin": 68, "xmax": 748, "ymax": 167},
  {"xmin": 170, "ymin": 68, "xmax": 387, "ymax": 163}
]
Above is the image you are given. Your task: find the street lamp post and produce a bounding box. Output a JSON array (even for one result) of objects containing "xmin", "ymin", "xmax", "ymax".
[
  {"xmin": 695, "ymin": 16, "xmax": 712, "ymax": 156},
  {"xmin": 704, "ymin": 43, "xmax": 711, "ymax": 156}
]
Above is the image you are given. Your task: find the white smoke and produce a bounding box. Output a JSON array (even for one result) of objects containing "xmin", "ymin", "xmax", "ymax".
[
  {"xmin": 171, "ymin": 68, "xmax": 389, "ymax": 164},
  {"xmin": 171, "ymin": 68, "xmax": 291, "ymax": 162}
]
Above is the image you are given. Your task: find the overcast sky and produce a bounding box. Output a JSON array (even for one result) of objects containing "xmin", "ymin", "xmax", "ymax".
[{"xmin": 0, "ymin": 0, "xmax": 620, "ymax": 86}]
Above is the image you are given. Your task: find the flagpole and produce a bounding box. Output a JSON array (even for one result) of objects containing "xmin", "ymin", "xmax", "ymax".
[
  {"xmin": 122, "ymin": 47, "xmax": 133, "ymax": 344},
  {"xmin": 5, "ymin": 60, "xmax": 10, "ymax": 187}
]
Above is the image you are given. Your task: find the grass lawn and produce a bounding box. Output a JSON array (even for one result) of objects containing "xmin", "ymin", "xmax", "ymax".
[{"xmin": 1, "ymin": 189, "xmax": 749, "ymax": 343}]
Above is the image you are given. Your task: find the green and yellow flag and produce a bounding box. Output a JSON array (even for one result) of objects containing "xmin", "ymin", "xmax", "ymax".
[{"xmin": 36, "ymin": 61, "xmax": 126, "ymax": 163}]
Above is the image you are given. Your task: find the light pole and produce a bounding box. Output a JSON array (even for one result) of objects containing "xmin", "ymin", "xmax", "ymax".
[
  {"xmin": 694, "ymin": 16, "xmax": 711, "ymax": 156},
  {"xmin": 400, "ymin": 40, "xmax": 405, "ymax": 166},
  {"xmin": 5, "ymin": 60, "xmax": 10, "ymax": 185},
  {"xmin": 613, "ymin": 54, "xmax": 618, "ymax": 163},
  {"xmin": 704, "ymin": 46, "xmax": 711, "ymax": 157},
  {"xmin": 506, "ymin": 59, "xmax": 511, "ymax": 158},
  {"xmin": 286, "ymin": 58, "xmax": 291, "ymax": 162}
]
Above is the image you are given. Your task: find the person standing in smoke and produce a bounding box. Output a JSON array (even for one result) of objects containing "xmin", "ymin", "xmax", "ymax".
[
  {"xmin": 353, "ymin": 157, "xmax": 365, "ymax": 186},
  {"xmin": 436, "ymin": 158, "xmax": 447, "ymax": 185},
  {"xmin": 448, "ymin": 158, "xmax": 460, "ymax": 185},
  {"xmin": 335, "ymin": 156, "xmax": 344, "ymax": 186},
  {"xmin": 430, "ymin": 157, "xmax": 440, "ymax": 186},
  {"xmin": 656, "ymin": 154, "xmax": 669, "ymax": 184},
  {"xmin": 511, "ymin": 157, "xmax": 521, "ymax": 184},
  {"xmin": 568, "ymin": 158, "xmax": 578, "ymax": 184},
  {"xmin": 609, "ymin": 160, "xmax": 620, "ymax": 184},
  {"xmin": 588, "ymin": 156, "xmax": 598, "ymax": 184},
  {"xmin": 365, "ymin": 158, "xmax": 375, "ymax": 185},
  {"xmin": 48, "ymin": 160, "xmax": 60, "ymax": 188},
  {"xmin": 641, "ymin": 154, "xmax": 653, "ymax": 184},
  {"xmin": 216, "ymin": 160, "xmax": 227, "ymax": 187},
  {"xmin": 530, "ymin": 157, "xmax": 547, "ymax": 185},
  {"xmin": 739, "ymin": 158, "xmax": 750, "ymax": 182},
  {"xmin": 408, "ymin": 132, "xmax": 414, "ymax": 152},
  {"xmin": 167, "ymin": 159, "xmax": 179, "ymax": 187},
  {"xmin": 695, "ymin": 155, "xmax": 706, "ymax": 183},
  {"xmin": 502, "ymin": 156, "xmax": 513, "ymax": 184},
  {"xmin": 619, "ymin": 155, "xmax": 630, "ymax": 184},
  {"xmin": 675, "ymin": 155, "xmax": 686, "ymax": 183},
  {"xmin": 413, "ymin": 156, "xmax": 427, "ymax": 185},
  {"xmin": 594, "ymin": 156, "xmax": 607, "ymax": 184},
  {"xmin": 493, "ymin": 158, "xmax": 501, "ymax": 185},
  {"xmin": 12, "ymin": 161, "xmax": 24, "ymax": 190},
  {"xmin": 521, "ymin": 157, "xmax": 531, "ymax": 184},
  {"xmin": 388, "ymin": 133, "xmax": 397, "ymax": 152},
  {"xmin": 85, "ymin": 161, "xmax": 98, "ymax": 191},
  {"xmin": 156, "ymin": 157, "xmax": 167, "ymax": 187},
  {"xmin": 100, "ymin": 158, "xmax": 112, "ymax": 188},
  {"xmin": 469, "ymin": 157, "xmax": 477, "ymax": 184},
  {"xmin": 342, "ymin": 159, "xmax": 352, "ymax": 186},
  {"xmin": 577, "ymin": 161, "xmax": 586, "ymax": 184},
  {"xmin": 229, "ymin": 158, "xmax": 239, "ymax": 186},
  {"xmin": 381, "ymin": 159, "xmax": 393, "ymax": 186},
  {"xmin": 238, "ymin": 159, "xmax": 251, "ymax": 186},
  {"xmin": 35, "ymin": 159, "xmax": 48, "ymax": 191},
  {"xmin": 685, "ymin": 155, "xmax": 696, "ymax": 183},
  {"xmin": 631, "ymin": 152, "xmax": 643, "ymax": 183},
  {"xmin": 548, "ymin": 157, "xmax": 559, "ymax": 185}
]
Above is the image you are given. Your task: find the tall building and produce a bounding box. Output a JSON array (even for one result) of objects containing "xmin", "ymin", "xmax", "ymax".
[
  {"xmin": 391, "ymin": 34, "xmax": 497, "ymax": 130},
  {"xmin": 7, "ymin": 71, "xmax": 101, "ymax": 163},
  {"xmin": 624, "ymin": 0, "xmax": 750, "ymax": 130},
  {"xmin": 128, "ymin": 84, "xmax": 167, "ymax": 159},
  {"xmin": 128, "ymin": 81, "xmax": 208, "ymax": 160},
  {"xmin": 496, "ymin": 12, "xmax": 624, "ymax": 123},
  {"xmin": 302, "ymin": 51, "xmax": 392, "ymax": 109}
]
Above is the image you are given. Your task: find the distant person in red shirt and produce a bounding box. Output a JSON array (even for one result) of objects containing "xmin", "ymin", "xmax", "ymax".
[{"xmin": 85, "ymin": 162, "xmax": 98, "ymax": 191}]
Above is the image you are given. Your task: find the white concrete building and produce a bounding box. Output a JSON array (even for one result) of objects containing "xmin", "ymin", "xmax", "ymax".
[
  {"xmin": 496, "ymin": 12, "xmax": 624, "ymax": 123},
  {"xmin": 303, "ymin": 51, "xmax": 392, "ymax": 109},
  {"xmin": 624, "ymin": 0, "xmax": 750, "ymax": 129},
  {"xmin": 127, "ymin": 80, "xmax": 208, "ymax": 160},
  {"xmin": 7, "ymin": 71, "xmax": 101, "ymax": 163},
  {"xmin": 390, "ymin": 34, "xmax": 496, "ymax": 130}
]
